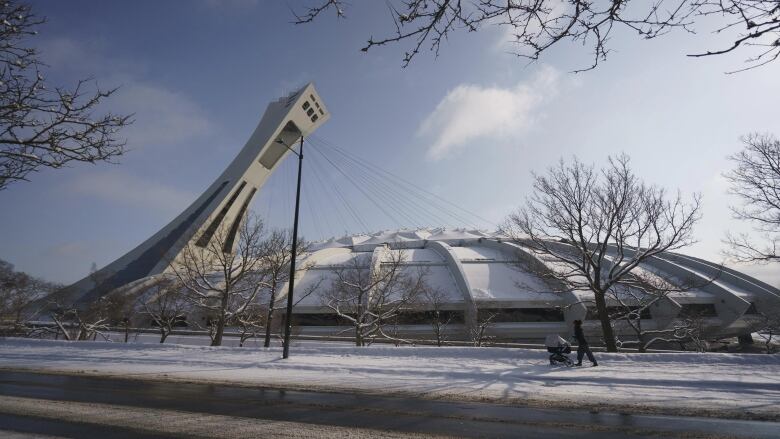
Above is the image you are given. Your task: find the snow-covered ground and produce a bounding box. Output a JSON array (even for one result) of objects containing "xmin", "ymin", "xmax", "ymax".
[{"xmin": 0, "ymin": 338, "xmax": 778, "ymax": 421}]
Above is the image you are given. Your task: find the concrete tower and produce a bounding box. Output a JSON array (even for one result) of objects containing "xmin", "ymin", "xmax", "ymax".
[{"xmin": 54, "ymin": 83, "xmax": 330, "ymax": 306}]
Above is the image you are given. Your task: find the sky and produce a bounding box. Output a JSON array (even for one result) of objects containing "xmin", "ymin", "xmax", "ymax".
[{"xmin": 0, "ymin": 0, "xmax": 778, "ymax": 286}]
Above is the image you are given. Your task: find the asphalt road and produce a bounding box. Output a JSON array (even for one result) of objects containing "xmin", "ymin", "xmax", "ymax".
[{"xmin": 0, "ymin": 371, "xmax": 776, "ymax": 438}]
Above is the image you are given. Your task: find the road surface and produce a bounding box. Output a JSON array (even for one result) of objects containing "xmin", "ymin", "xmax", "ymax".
[{"xmin": 0, "ymin": 371, "xmax": 776, "ymax": 438}]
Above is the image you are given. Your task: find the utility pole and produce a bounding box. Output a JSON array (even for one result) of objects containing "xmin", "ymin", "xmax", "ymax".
[{"xmin": 282, "ymin": 136, "xmax": 304, "ymax": 359}]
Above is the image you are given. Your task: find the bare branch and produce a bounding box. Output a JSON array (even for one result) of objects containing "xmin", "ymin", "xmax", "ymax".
[
  {"xmin": 294, "ymin": 1, "xmax": 780, "ymax": 71},
  {"xmin": 169, "ymin": 212, "xmax": 268, "ymax": 346},
  {"xmin": 0, "ymin": 1, "xmax": 132, "ymax": 190},
  {"xmin": 503, "ymin": 153, "xmax": 701, "ymax": 352},
  {"xmin": 322, "ymin": 247, "xmax": 426, "ymax": 346},
  {"xmin": 724, "ymin": 133, "xmax": 780, "ymax": 262}
]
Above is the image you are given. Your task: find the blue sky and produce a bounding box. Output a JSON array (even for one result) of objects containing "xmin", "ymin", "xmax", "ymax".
[{"xmin": 1, "ymin": 0, "xmax": 778, "ymax": 285}]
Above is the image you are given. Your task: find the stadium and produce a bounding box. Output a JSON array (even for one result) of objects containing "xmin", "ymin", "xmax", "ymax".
[
  {"xmin": 49, "ymin": 85, "xmax": 779, "ymax": 347},
  {"xmin": 268, "ymin": 228, "xmax": 780, "ymax": 345}
]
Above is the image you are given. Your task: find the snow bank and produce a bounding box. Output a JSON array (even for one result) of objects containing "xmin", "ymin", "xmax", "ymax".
[{"xmin": 0, "ymin": 338, "xmax": 778, "ymax": 420}]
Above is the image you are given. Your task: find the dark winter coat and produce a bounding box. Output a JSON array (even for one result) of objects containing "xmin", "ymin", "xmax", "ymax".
[{"xmin": 574, "ymin": 325, "xmax": 588, "ymax": 345}]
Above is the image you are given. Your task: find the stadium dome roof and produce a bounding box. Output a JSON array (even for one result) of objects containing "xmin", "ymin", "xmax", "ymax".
[{"xmin": 280, "ymin": 229, "xmax": 780, "ymax": 342}]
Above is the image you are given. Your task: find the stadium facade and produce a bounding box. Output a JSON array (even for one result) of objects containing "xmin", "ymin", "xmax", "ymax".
[{"xmin": 276, "ymin": 229, "xmax": 780, "ymax": 343}]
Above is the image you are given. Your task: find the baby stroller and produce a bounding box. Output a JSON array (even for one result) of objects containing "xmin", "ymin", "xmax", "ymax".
[{"xmin": 545, "ymin": 334, "xmax": 574, "ymax": 366}]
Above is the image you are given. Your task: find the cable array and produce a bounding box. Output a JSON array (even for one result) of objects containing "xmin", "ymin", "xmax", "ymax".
[{"xmin": 253, "ymin": 134, "xmax": 498, "ymax": 240}]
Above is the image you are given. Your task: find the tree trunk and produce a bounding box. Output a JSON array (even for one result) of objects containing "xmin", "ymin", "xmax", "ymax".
[
  {"xmin": 356, "ymin": 293, "xmax": 364, "ymax": 347},
  {"xmin": 211, "ymin": 316, "xmax": 225, "ymax": 346},
  {"xmin": 124, "ymin": 322, "xmax": 129, "ymax": 343},
  {"xmin": 53, "ymin": 318, "xmax": 69, "ymax": 341},
  {"xmin": 594, "ymin": 291, "xmax": 618, "ymax": 352},
  {"xmin": 637, "ymin": 334, "xmax": 646, "ymax": 353},
  {"xmin": 636, "ymin": 320, "xmax": 646, "ymax": 353},
  {"xmin": 160, "ymin": 328, "xmax": 169, "ymax": 343},
  {"xmin": 263, "ymin": 289, "xmax": 277, "ymax": 348},
  {"xmin": 211, "ymin": 290, "xmax": 230, "ymax": 347}
]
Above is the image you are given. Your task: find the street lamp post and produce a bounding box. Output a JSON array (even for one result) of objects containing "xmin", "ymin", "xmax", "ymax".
[{"xmin": 282, "ymin": 136, "xmax": 304, "ymax": 359}]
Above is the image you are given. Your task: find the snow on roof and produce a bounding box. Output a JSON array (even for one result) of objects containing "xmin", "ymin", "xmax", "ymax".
[
  {"xmin": 450, "ymin": 245, "xmax": 507, "ymax": 261},
  {"xmin": 396, "ymin": 229, "xmax": 432, "ymax": 240},
  {"xmin": 291, "ymin": 269, "xmax": 334, "ymax": 307},
  {"xmin": 309, "ymin": 228, "xmax": 497, "ymax": 249},
  {"xmin": 308, "ymin": 237, "xmax": 340, "ymax": 252},
  {"xmin": 360, "ymin": 230, "xmax": 417, "ymax": 245},
  {"xmin": 423, "ymin": 266, "xmax": 463, "ymax": 302},
  {"xmin": 427, "ymin": 228, "xmax": 483, "ymax": 241},
  {"xmin": 462, "ymin": 261, "xmax": 555, "ymax": 301},
  {"xmin": 389, "ymin": 248, "xmax": 445, "ymax": 263},
  {"xmin": 336, "ymin": 234, "xmax": 370, "ymax": 246},
  {"xmin": 309, "ymin": 249, "xmax": 364, "ymax": 267},
  {"xmin": 299, "ymin": 230, "xmax": 773, "ymax": 309}
]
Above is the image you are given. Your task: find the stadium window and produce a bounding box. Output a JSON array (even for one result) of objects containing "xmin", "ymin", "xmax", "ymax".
[
  {"xmin": 744, "ymin": 302, "xmax": 759, "ymax": 315},
  {"xmin": 679, "ymin": 303, "xmax": 718, "ymax": 318},
  {"xmin": 195, "ymin": 181, "xmax": 246, "ymax": 247},
  {"xmin": 392, "ymin": 310, "xmax": 465, "ymax": 325},
  {"xmin": 586, "ymin": 306, "xmax": 651, "ymax": 320},
  {"xmin": 302, "ymin": 101, "xmax": 310, "ymax": 111},
  {"xmin": 293, "ymin": 313, "xmax": 351, "ymax": 326},
  {"xmin": 311, "ymin": 114, "xmax": 319, "ymax": 122},
  {"xmin": 478, "ymin": 308, "xmax": 565, "ymax": 323}
]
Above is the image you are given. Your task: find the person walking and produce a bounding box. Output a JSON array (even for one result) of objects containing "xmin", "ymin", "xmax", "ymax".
[{"xmin": 573, "ymin": 320, "xmax": 598, "ymax": 367}]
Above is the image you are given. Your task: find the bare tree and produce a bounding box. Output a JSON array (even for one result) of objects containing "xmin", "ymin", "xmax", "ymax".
[
  {"xmin": 754, "ymin": 313, "xmax": 780, "ymax": 353},
  {"xmin": 0, "ymin": 258, "xmax": 57, "ymax": 334},
  {"xmin": 725, "ymin": 133, "xmax": 780, "ymax": 263},
  {"xmin": 140, "ymin": 277, "xmax": 189, "ymax": 344},
  {"xmin": 323, "ymin": 247, "xmax": 426, "ymax": 346},
  {"xmin": 258, "ymin": 229, "xmax": 309, "ymax": 348},
  {"xmin": 49, "ymin": 297, "xmax": 111, "ymax": 341},
  {"xmin": 423, "ymin": 286, "xmax": 455, "ymax": 346},
  {"xmin": 0, "ymin": 1, "xmax": 131, "ymax": 190},
  {"xmin": 504, "ymin": 154, "xmax": 701, "ymax": 352},
  {"xmin": 606, "ymin": 270, "xmax": 713, "ymax": 352},
  {"xmin": 744, "ymin": 300, "xmax": 780, "ymax": 353},
  {"xmin": 468, "ymin": 304, "xmax": 497, "ymax": 347},
  {"xmin": 294, "ymin": 1, "xmax": 780, "ymax": 72},
  {"xmin": 105, "ymin": 293, "xmax": 138, "ymax": 343},
  {"xmin": 97, "ymin": 280, "xmax": 149, "ymax": 343},
  {"xmin": 630, "ymin": 314, "xmax": 710, "ymax": 351},
  {"xmin": 170, "ymin": 213, "xmax": 268, "ymax": 346},
  {"xmin": 232, "ymin": 303, "xmax": 266, "ymax": 347}
]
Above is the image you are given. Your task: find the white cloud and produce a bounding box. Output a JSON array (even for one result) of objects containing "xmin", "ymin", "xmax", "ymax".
[
  {"xmin": 112, "ymin": 83, "xmax": 216, "ymax": 148},
  {"xmin": 418, "ymin": 66, "xmax": 560, "ymax": 160},
  {"xmin": 37, "ymin": 38, "xmax": 145, "ymax": 79},
  {"xmin": 38, "ymin": 38, "xmax": 214, "ymax": 148},
  {"xmin": 68, "ymin": 170, "xmax": 196, "ymax": 216}
]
